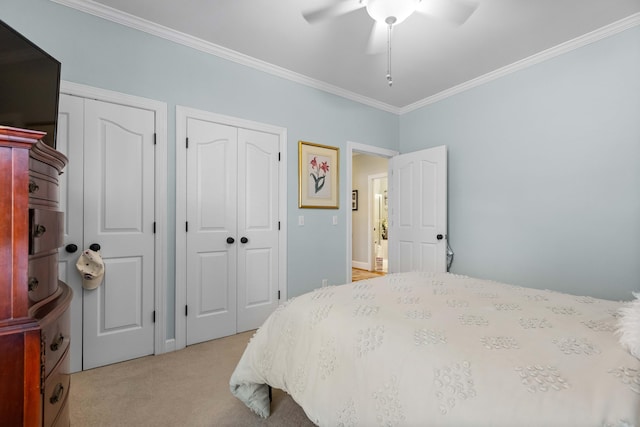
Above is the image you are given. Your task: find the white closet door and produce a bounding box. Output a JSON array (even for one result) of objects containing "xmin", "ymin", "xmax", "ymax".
[
  {"xmin": 183, "ymin": 113, "xmax": 281, "ymax": 344},
  {"xmin": 82, "ymin": 99, "xmax": 156, "ymax": 369},
  {"xmin": 389, "ymin": 145, "xmax": 447, "ymax": 273},
  {"xmin": 56, "ymin": 93, "xmax": 84, "ymax": 373},
  {"xmin": 58, "ymin": 95, "xmax": 157, "ymax": 371},
  {"xmin": 236, "ymin": 128, "xmax": 280, "ymax": 332},
  {"xmin": 186, "ymin": 119, "xmax": 238, "ymax": 345}
]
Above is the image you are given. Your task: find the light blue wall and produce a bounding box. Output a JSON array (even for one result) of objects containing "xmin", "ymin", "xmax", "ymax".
[
  {"xmin": 4, "ymin": 0, "xmax": 637, "ymax": 347},
  {"xmin": 400, "ymin": 26, "xmax": 640, "ymax": 300},
  {"xmin": 2, "ymin": 0, "xmax": 399, "ymax": 338}
]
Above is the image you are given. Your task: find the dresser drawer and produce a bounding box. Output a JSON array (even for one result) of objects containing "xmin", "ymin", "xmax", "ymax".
[
  {"xmin": 42, "ymin": 305, "xmax": 71, "ymax": 377},
  {"xmin": 29, "ymin": 209, "xmax": 64, "ymax": 254},
  {"xmin": 30, "ymin": 155, "xmax": 62, "ymax": 182},
  {"xmin": 43, "ymin": 348, "xmax": 70, "ymax": 427},
  {"xmin": 28, "ymin": 174, "xmax": 59, "ymax": 204},
  {"xmin": 28, "ymin": 251, "xmax": 59, "ymax": 304}
]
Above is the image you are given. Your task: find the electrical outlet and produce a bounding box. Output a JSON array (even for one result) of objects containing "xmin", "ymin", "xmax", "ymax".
[
  {"xmin": 322, "ymin": 279, "xmax": 328, "ymax": 287},
  {"xmin": 298, "ymin": 215, "xmax": 304, "ymax": 226},
  {"xmin": 332, "ymin": 215, "xmax": 337, "ymax": 225}
]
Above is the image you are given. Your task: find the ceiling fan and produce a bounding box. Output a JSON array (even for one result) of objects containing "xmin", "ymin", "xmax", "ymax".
[{"xmin": 302, "ymin": 0, "xmax": 479, "ymax": 86}]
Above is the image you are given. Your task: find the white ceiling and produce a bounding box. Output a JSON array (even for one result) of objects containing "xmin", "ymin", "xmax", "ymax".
[{"xmin": 62, "ymin": 0, "xmax": 640, "ymax": 112}]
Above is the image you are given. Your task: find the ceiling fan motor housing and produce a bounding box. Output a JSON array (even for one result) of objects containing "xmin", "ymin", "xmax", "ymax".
[{"xmin": 365, "ymin": 0, "xmax": 420, "ymax": 25}]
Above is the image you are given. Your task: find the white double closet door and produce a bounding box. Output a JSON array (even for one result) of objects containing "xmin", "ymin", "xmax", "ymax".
[
  {"xmin": 57, "ymin": 93, "xmax": 156, "ymax": 371},
  {"xmin": 180, "ymin": 109, "xmax": 280, "ymax": 346}
]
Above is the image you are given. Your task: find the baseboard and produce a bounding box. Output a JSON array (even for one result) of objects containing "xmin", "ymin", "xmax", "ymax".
[
  {"xmin": 163, "ymin": 338, "xmax": 176, "ymax": 353},
  {"xmin": 352, "ymin": 261, "xmax": 369, "ymax": 270}
]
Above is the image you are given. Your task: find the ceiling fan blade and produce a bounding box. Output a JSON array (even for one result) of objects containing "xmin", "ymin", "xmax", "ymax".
[
  {"xmin": 302, "ymin": 1, "xmax": 365, "ymax": 24},
  {"xmin": 416, "ymin": 0, "xmax": 479, "ymax": 25},
  {"xmin": 366, "ymin": 21, "xmax": 388, "ymax": 55}
]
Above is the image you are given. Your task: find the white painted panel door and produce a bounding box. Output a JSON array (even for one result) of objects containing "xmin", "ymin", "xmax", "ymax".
[
  {"xmin": 236, "ymin": 128, "xmax": 279, "ymax": 332},
  {"xmin": 184, "ymin": 118, "xmax": 280, "ymax": 344},
  {"xmin": 82, "ymin": 99, "xmax": 156, "ymax": 369},
  {"xmin": 185, "ymin": 119, "xmax": 238, "ymax": 345},
  {"xmin": 389, "ymin": 146, "xmax": 447, "ymax": 273},
  {"xmin": 56, "ymin": 94, "xmax": 84, "ymax": 373}
]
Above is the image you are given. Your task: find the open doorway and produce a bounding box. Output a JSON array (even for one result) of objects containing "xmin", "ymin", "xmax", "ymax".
[
  {"xmin": 370, "ymin": 174, "xmax": 388, "ymax": 273},
  {"xmin": 346, "ymin": 142, "xmax": 398, "ymax": 283}
]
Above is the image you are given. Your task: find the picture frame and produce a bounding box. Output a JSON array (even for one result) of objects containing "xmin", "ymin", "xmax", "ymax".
[
  {"xmin": 352, "ymin": 190, "xmax": 358, "ymax": 211},
  {"xmin": 298, "ymin": 140, "xmax": 339, "ymax": 209}
]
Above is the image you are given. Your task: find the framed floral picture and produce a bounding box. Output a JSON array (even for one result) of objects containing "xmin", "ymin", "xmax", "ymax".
[{"xmin": 298, "ymin": 141, "xmax": 339, "ymax": 209}]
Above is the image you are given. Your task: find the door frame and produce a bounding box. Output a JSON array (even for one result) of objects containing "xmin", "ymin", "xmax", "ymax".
[
  {"xmin": 346, "ymin": 141, "xmax": 398, "ymax": 282},
  {"xmin": 175, "ymin": 106, "xmax": 288, "ymax": 351},
  {"xmin": 59, "ymin": 81, "xmax": 169, "ymax": 358}
]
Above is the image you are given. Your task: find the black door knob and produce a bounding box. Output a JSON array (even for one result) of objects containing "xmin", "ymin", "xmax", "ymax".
[
  {"xmin": 65, "ymin": 243, "xmax": 78, "ymax": 253},
  {"xmin": 240, "ymin": 237, "xmax": 249, "ymax": 244},
  {"xmin": 436, "ymin": 234, "xmax": 444, "ymax": 240},
  {"xmin": 89, "ymin": 243, "xmax": 101, "ymax": 251},
  {"xmin": 226, "ymin": 237, "xmax": 235, "ymax": 244}
]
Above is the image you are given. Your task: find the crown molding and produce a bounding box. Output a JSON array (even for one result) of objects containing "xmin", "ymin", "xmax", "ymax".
[
  {"xmin": 399, "ymin": 12, "xmax": 640, "ymax": 114},
  {"xmin": 49, "ymin": 0, "xmax": 401, "ymax": 114},
  {"xmin": 50, "ymin": 1, "xmax": 638, "ymax": 116}
]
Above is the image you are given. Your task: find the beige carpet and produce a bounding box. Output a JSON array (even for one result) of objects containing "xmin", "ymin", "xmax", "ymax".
[{"xmin": 70, "ymin": 330, "xmax": 316, "ymax": 426}]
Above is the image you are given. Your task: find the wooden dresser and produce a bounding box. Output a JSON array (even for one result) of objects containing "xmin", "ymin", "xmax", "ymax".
[{"xmin": 0, "ymin": 126, "xmax": 71, "ymax": 427}]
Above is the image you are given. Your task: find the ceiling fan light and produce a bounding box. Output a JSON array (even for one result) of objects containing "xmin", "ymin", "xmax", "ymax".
[{"xmin": 365, "ymin": 0, "xmax": 420, "ymax": 25}]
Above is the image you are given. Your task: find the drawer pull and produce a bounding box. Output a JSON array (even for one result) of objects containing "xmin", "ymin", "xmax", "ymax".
[
  {"xmin": 34, "ymin": 224, "xmax": 47, "ymax": 237},
  {"xmin": 50, "ymin": 383, "xmax": 64, "ymax": 404},
  {"xmin": 50, "ymin": 334, "xmax": 64, "ymax": 352},
  {"xmin": 28, "ymin": 277, "xmax": 39, "ymax": 292},
  {"xmin": 28, "ymin": 180, "xmax": 39, "ymax": 194}
]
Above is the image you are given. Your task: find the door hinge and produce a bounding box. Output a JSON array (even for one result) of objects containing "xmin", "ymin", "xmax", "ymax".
[
  {"xmin": 186, "ymin": 137, "xmax": 189, "ymax": 148},
  {"xmin": 277, "ymin": 290, "xmax": 281, "ymax": 300},
  {"xmin": 185, "ymin": 305, "xmax": 188, "ymax": 316},
  {"xmin": 153, "ymin": 222, "xmax": 156, "ymax": 234},
  {"xmin": 153, "ymin": 133, "xmax": 157, "ymax": 145},
  {"xmin": 152, "ymin": 310, "xmax": 156, "ymax": 323},
  {"xmin": 278, "ymin": 152, "xmax": 281, "ymax": 161},
  {"xmin": 186, "ymin": 221, "xmax": 188, "ymax": 232},
  {"xmin": 278, "ymin": 221, "xmax": 280, "ymax": 230}
]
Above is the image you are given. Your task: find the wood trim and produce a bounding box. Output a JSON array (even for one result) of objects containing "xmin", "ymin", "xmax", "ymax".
[
  {"xmin": 0, "ymin": 128, "xmax": 39, "ymax": 320},
  {"xmin": 0, "ymin": 125, "xmax": 71, "ymax": 425},
  {"xmin": 23, "ymin": 328, "xmax": 43, "ymax": 427},
  {"xmin": 0, "ymin": 126, "xmax": 45, "ymax": 148}
]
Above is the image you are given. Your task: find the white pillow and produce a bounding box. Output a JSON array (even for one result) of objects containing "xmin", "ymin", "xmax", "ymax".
[{"xmin": 616, "ymin": 292, "xmax": 640, "ymax": 360}]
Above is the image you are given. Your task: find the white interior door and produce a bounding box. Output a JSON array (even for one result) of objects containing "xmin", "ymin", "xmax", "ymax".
[
  {"xmin": 58, "ymin": 95, "xmax": 156, "ymax": 370},
  {"xmin": 57, "ymin": 93, "xmax": 84, "ymax": 373},
  {"xmin": 236, "ymin": 128, "xmax": 279, "ymax": 332},
  {"xmin": 82, "ymin": 99, "xmax": 156, "ymax": 369},
  {"xmin": 185, "ymin": 119, "xmax": 238, "ymax": 345},
  {"xmin": 389, "ymin": 145, "xmax": 447, "ymax": 273},
  {"xmin": 184, "ymin": 114, "xmax": 280, "ymax": 345}
]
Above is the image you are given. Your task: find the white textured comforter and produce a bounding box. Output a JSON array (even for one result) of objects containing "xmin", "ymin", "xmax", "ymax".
[{"xmin": 230, "ymin": 272, "xmax": 640, "ymax": 426}]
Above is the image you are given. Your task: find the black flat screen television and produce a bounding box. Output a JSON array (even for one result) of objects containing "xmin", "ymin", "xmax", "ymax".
[{"xmin": 0, "ymin": 19, "xmax": 61, "ymax": 148}]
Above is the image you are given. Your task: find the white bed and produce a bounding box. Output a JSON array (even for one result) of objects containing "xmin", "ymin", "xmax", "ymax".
[{"xmin": 230, "ymin": 272, "xmax": 640, "ymax": 426}]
